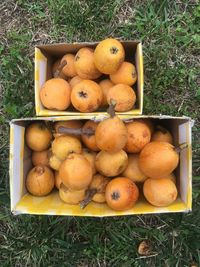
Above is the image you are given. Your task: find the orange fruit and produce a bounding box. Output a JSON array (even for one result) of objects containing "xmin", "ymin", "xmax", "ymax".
[
  {"xmin": 75, "ymin": 48, "xmax": 101, "ymax": 79},
  {"xmin": 107, "ymin": 84, "xmax": 136, "ymax": 112},
  {"xmin": 71, "ymin": 80, "xmax": 103, "ymax": 112},
  {"xmin": 110, "ymin": 62, "xmax": 137, "ymax": 86},
  {"xmin": 94, "ymin": 38, "xmax": 125, "ymax": 74},
  {"xmin": 40, "ymin": 78, "xmax": 71, "ymax": 111},
  {"xmin": 105, "ymin": 177, "xmax": 139, "ymax": 211},
  {"xmin": 143, "ymin": 178, "xmax": 178, "ymax": 207},
  {"xmin": 26, "ymin": 122, "xmax": 52, "ymax": 152}
]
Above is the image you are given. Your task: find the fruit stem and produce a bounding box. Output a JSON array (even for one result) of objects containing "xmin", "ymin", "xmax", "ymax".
[
  {"xmin": 107, "ymin": 99, "xmax": 116, "ymax": 118},
  {"xmin": 35, "ymin": 166, "xmax": 45, "ymax": 175},
  {"xmin": 80, "ymin": 188, "xmax": 97, "ymax": 209},
  {"xmin": 58, "ymin": 126, "xmax": 95, "ymax": 137},
  {"xmin": 175, "ymin": 143, "xmax": 188, "ymax": 153},
  {"xmin": 53, "ymin": 60, "xmax": 67, "ymax": 78}
]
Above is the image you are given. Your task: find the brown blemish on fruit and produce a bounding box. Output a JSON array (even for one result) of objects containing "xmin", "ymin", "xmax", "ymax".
[{"xmin": 75, "ymin": 55, "xmax": 80, "ymax": 61}]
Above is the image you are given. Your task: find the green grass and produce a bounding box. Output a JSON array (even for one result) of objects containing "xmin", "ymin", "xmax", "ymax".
[{"xmin": 0, "ymin": 0, "xmax": 200, "ymax": 266}]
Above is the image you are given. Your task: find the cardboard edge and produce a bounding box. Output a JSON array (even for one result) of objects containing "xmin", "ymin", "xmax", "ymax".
[{"xmin": 9, "ymin": 123, "xmax": 14, "ymax": 211}]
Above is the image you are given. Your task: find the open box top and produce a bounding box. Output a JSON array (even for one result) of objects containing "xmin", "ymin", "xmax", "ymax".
[
  {"xmin": 9, "ymin": 115, "xmax": 193, "ymax": 217},
  {"xmin": 35, "ymin": 41, "xmax": 143, "ymax": 117}
]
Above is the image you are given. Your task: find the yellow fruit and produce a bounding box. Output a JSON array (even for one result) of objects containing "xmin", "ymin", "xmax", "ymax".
[
  {"xmin": 59, "ymin": 153, "xmax": 92, "ymax": 190},
  {"xmin": 69, "ymin": 76, "xmax": 83, "ymax": 88},
  {"xmin": 143, "ymin": 178, "xmax": 178, "ymax": 207},
  {"xmin": 59, "ymin": 183, "xmax": 85, "ymax": 204},
  {"xmin": 51, "ymin": 135, "xmax": 82, "ymax": 161},
  {"xmin": 139, "ymin": 142, "xmax": 179, "ymax": 178},
  {"xmin": 82, "ymin": 148, "xmax": 97, "ymax": 175},
  {"xmin": 49, "ymin": 153, "xmax": 62, "ymax": 171},
  {"xmin": 54, "ymin": 171, "xmax": 62, "ymax": 189},
  {"xmin": 95, "ymin": 150, "xmax": 128, "ymax": 177},
  {"xmin": 26, "ymin": 122, "xmax": 52, "ymax": 152},
  {"xmin": 80, "ymin": 174, "xmax": 110, "ymax": 208},
  {"xmin": 26, "ymin": 165, "xmax": 54, "ymax": 196},
  {"xmin": 122, "ymin": 154, "xmax": 147, "ymax": 182}
]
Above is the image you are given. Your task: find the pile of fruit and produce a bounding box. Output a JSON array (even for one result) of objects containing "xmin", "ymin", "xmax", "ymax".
[
  {"xmin": 25, "ymin": 110, "xmax": 181, "ymax": 211},
  {"xmin": 39, "ymin": 38, "xmax": 137, "ymax": 112}
]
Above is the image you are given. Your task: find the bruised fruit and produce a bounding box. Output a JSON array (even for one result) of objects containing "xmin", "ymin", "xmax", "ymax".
[
  {"xmin": 75, "ymin": 48, "xmax": 101, "ymax": 79},
  {"xmin": 95, "ymin": 150, "xmax": 128, "ymax": 177},
  {"xmin": 151, "ymin": 125, "xmax": 173, "ymax": 144},
  {"xmin": 107, "ymin": 84, "xmax": 136, "ymax": 112},
  {"xmin": 52, "ymin": 135, "xmax": 82, "ymax": 161},
  {"xmin": 59, "ymin": 183, "xmax": 85, "ymax": 204},
  {"xmin": 110, "ymin": 62, "xmax": 137, "ymax": 86},
  {"xmin": 94, "ymin": 38, "xmax": 125, "ymax": 74},
  {"xmin": 71, "ymin": 80, "xmax": 103, "ymax": 112},
  {"xmin": 105, "ymin": 177, "xmax": 139, "ymax": 211},
  {"xmin": 54, "ymin": 171, "xmax": 62, "ymax": 189},
  {"xmin": 61, "ymin": 54, "xmax": 77, "ymax": 78},
  {"xmin": 143, "ymin": 178, "xmax": 178, "ymax": 207},
  {"xmin": 32, "ymin": 149, "xmax": 49, "ymax": 166},
  {"xmin": 139, "ymin": 141, "xmax": 179, "ymax": 178},
  {"xmin": 54, "ymin": 120, "xmax": 83, "ymax": 139},
  {"xmin": 26, "ymin": 165, "xmax": 54, "ymax": 196},
  {"xmin": 99, "ymin": 79, "xmax": 114, "ymax": 107},
  {"xmin": 52, "ymin": 59, "xmax": 67, "ymax": 79},
  {"xmin": 59, "ymin": 153, "xmax": 92, "ymax": 190},
  {"xmin": 49, "ymin": 153, "xmax": 62, "ymax": 170},
  {"xmin": 82, "ymin": 148, "xmax": 97, "ymax": 175},
  {"xmin": 26, "ymin": 122, "xmax": 53, "ymax": 151},
  {"xmin": 122, "ymin": 154, "xmax": 147, "ymax": 182},
  {"xmin": 40, "ymin": 78, "xmax": 71, "ymax": 111},
  {"xmin": 95, "ymin": 113, "xmax": 128, "ymax": 152},
  {"xmin": 80, "ymin": 174, "xmax": 110, "ymax": 208},
  {"xmin": 81, "ymin": 120, "xmax": 100, "ymax": 152},
  {"xmin": 125, "ymin": 121, "xmax": 151, "ymax": 153},
  {"xmin": 69, "ymin": 75, "xmax": 83, "ymax": 88}
]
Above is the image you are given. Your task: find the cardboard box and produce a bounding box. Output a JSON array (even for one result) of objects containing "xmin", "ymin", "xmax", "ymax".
[
  {"xmin": 35, "ymin": 41, "xmax": 143, "ymax": 117},
  {"xmin": 9, "ymin": 115, "xmax": 193, "ymax": 216}
]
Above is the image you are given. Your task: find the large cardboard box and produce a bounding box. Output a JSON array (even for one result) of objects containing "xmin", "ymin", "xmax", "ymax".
[
  {"xmin": 35, "ymin": 41, "xmax": 143, "ymax": 117},
  {"xmin": 9, "ymin": 115, "xmax": 193, "ymax": 216}
]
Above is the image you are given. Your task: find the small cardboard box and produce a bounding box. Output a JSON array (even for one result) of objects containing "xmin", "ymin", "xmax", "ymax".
[
  {"xmin": 9, "ymin": 115, "xmax": 193, "ymax": 216},
  {"xmin": 35, "ymin": 41, "xmax": 143, "ymax": 117}
]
